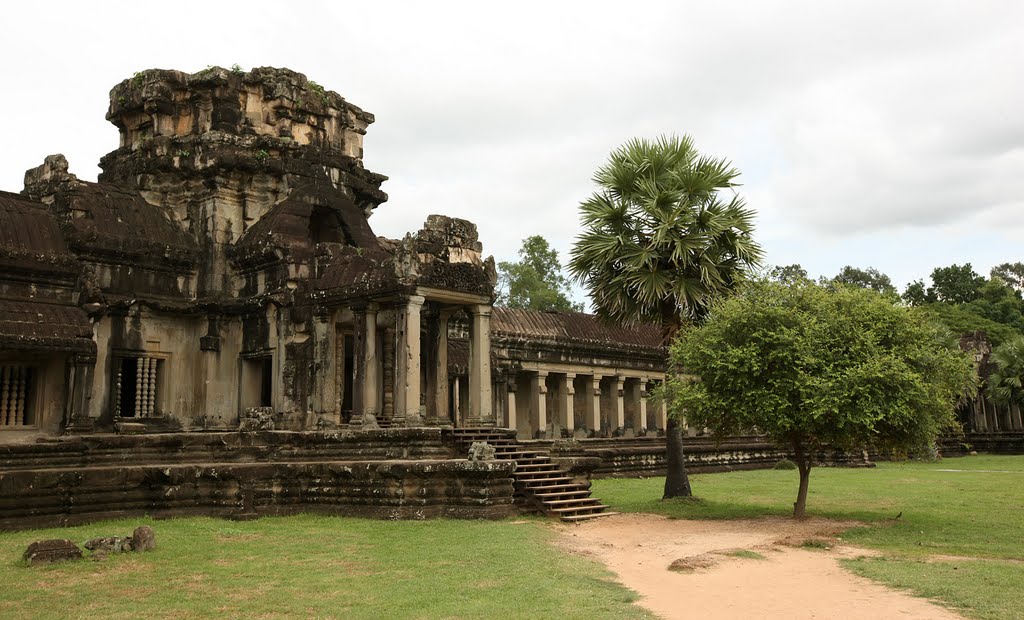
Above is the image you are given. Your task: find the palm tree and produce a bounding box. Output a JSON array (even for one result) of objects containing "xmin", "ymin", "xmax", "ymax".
[{"xmin": 569, "ymin": 135, "xmax": 763, "ymax": 498}]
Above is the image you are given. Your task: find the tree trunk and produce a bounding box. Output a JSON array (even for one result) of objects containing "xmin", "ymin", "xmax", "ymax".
[
  {"xmin": 661, "ymin": 305, "xmax": 693, "ymax": 499},
  {"xmin": 793, "ymin": 443, "xmax": 811, "ymax": 519},
  {"xmin": 663, "ymin": 416, "xmax": 692, "ymax": 498}
]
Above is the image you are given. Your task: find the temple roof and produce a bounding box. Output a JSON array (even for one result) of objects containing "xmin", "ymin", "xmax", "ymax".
[
  {"xmin": 0, "ymin": 191, "xmax": 79, "ymax": 278},
  {"xmin": 491, "ymin": 307, "xmax": 663, "ymax": 352},
  {"xmin": 56, "ymin": 182, "xmax": 199, "ymax": 267},
  {"xmin": 0, "ymin": 299, "xmax": 95, "ymax": 354}
]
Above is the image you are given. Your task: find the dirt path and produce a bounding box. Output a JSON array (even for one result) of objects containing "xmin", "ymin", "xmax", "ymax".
[{"xmin": 554, "ymin": 513, "xmax": 964, "ymax": 620}]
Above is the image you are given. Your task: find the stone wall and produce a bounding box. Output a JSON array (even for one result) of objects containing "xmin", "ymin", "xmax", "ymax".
[
  {"xmin": 0, "ymin": 459, "xmax": 515, "ymax": 530},
  {"xmin": 0, "ymin": 428, "xmax": 515, "ymax": 530}
]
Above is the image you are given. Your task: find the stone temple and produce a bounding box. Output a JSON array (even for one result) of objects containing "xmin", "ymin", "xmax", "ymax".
[
  {"xmin": 1, "ymin": 66, "xmax": 667, "ymax": 440},
  {"xmin": 0, "ymin": 67, "xmax": 1016, "ymax": 528},
  {"xmin": 0, "ymin": 67, "xmax": 685, "ymax": 527}
]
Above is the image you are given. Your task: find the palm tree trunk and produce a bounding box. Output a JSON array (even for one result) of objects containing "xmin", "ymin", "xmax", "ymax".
[
  {"xmin": 661, "ymin": 306, "xmax": 693, "ymax": 499},
  {"xmin": 663, "ymin": 416, "xmax": 692, "ymax": 498}
]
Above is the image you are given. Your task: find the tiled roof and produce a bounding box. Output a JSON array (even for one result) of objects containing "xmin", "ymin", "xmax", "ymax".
[
  {"xmin": 60, "ymin": 182, "xmax": 198, "ymax": 263},
  {"xmin": 491, "ymin": 307, "xmax": 663, "ymax": 351},
  {"xmin": 0, "ymin": 299, "xmax": 95, "ymax": 353},
  {"xmin": 0, "ymin": 191, "xmax": 79, "ymax": 276}
]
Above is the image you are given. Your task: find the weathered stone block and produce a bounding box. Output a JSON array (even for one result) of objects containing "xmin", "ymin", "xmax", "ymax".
[
  {"xmin": 23, "ymin": 539, "xmax": 82, "ymax": 565},
  {"xmin": 132, "ymin": 526, "xmax": 156, "ymax": 551}
]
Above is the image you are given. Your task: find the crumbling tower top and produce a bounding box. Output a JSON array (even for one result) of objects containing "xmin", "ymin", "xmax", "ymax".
[{"xmin": 105, "ymin": 66, "xmax": 374, "ymax": 158}]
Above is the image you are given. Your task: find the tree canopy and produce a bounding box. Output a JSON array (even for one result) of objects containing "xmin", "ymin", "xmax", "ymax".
[
  {"xmin": 496, "ymin": 236, "xmax": 583, "ymax": 312},
  {"xmin": 902, "ymin": 263, "xmax": 1024, "ymax": 347},
  {"xmin": 827, "ymin": 265, "xmax": 897, "ymax": 297},
  {"xmin": 768, "ymin": 264, "xmax": 810, "ymax": 285},
  {"xmin": 569, "ymin": 134, "xmax": 763, "ymax": 500},
  {"xmin": 667, "ymin": 280, "xmax": 976, "ymax": 517}
]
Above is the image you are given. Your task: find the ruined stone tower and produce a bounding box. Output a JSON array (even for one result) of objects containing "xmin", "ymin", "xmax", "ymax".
[{"xmin": 97, "ymin": 66, "xmax": 388, "ymax": 295}]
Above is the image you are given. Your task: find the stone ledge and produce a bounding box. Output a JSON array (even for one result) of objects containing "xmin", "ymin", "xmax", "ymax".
[{"xmin": 0, "ymin": 459, "xmax": 516, "ymax": 531}]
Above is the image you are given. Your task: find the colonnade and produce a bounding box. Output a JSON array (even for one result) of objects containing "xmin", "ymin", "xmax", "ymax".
[{"xmin": 503, "ymin": 369, "xmax": 666, "ymax": 439}]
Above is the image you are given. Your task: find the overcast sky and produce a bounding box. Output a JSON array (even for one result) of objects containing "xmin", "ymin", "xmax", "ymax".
[{"xmin": 2, "ymin": 1, "xmax": 1021, "ymax": 300}]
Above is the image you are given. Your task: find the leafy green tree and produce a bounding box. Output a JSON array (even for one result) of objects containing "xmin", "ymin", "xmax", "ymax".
[
  {"xmin": 569, "ymin": 134, "xmax": 763, "ymax": 499},
  {"xmin": 902, "ymin": 279, "xmax": 935, "ymax": 306},
  {"xmin": 768, "ymin": 264, "xmax": 810, "ymax": 285},
  {"xmin": 990, "ymin": 335, "xmax": 1024, "ymax": 409},
  {"xmin": 991, "ymin": 262, "xmax": 1024, "ymax": 296},
  {"xmin": 930, "ymin": 264, "xmax": 985, "ymax": 304},
  {"xmin": 497, "ymin": 236, "xmax": 583, "ymax": 312},
  {"xmin": 828, "ymin": 265, "xmax": 897, "ymax": 297},
  {"xmin": 667, "ymin": 281, "xmax": 976, "ymax": 517}
]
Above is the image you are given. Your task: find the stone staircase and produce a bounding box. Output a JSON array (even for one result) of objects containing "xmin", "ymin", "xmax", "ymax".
[{"xmin": 449, "ymin": 428, "xmax": 616, "ymax": 523}]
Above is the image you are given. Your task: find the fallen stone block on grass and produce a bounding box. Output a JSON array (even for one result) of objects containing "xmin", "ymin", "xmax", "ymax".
[{"xmin": 23, "ymin": 539, "xmax": 83, "ymax": 565}]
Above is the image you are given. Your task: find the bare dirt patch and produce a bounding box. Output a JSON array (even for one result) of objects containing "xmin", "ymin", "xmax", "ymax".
[{"xmin": 554, "ymin": 513, "xmax": 964, "ymax": 620}]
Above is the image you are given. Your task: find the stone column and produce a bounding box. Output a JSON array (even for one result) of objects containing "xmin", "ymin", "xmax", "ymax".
[
  {"xmin": 614, "ymin": 375, "xmax": 625, "ymax": 435},
  {"xmin": 638, "ymin": 380, "xmax": 649, "ymax": 436},
  {"xmin": 452, "ymin": 377, "xmax": 461, "ymax": 426},
  {"xmin": 588, "ymin": 374, "xmax": 602, "ymax": 436},
  {"xmin": 506, "ymin": 373, "xmax": 518, "ymax": 434},
  {"xmin": 351, "ymin": 305, "xmax": 380, "ymax": 429},
  {"xmin": 426, "ymin": 307, "xmax": 452, "ymax": 426},
  {"xmin": 63, "ymin": 353, "xmax": 96, "ymax": 433},
  {"xmin": 535, "ymin": 371, "xmax": 548, "ymax": 439},
  {"xmin": 563, "ymin": 373, "xmax": 576, "ymax": 436},
  {"xmin": 467, "ymin": 304, "xmax": 493, "ymax": 427},
  {"xmin": 364, "ymin": 306, "xmax": 380, "ymax": 422},
  {"xmin": 656, "ymin": 381, "xmax": 668, "ymax": 432},
  {"xmin": 393, "ymin": 295, "xmax": 424, "ymax": 426}
]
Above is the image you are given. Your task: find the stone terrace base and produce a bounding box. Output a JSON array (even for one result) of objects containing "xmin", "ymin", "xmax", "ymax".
[
  {"xmin": 940, "ymin": 432, "xmax": 1024, "ymax": 456},
  {"xmin": 0, "ymin": 430, "xmax": 515, "ymax": 531},
  {"xmin": 535, "ymin": 436, "xmax": 874, "ymax": 478}
]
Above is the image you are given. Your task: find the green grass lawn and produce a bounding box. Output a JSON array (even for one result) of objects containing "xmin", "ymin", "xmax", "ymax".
[
  {"xmin": 593, "ymin": 454, "xmax": 1024, "ymax": 620},
  {"xmin": 0, "ymin": 515, "xmax": 652, "ymax": 620}
]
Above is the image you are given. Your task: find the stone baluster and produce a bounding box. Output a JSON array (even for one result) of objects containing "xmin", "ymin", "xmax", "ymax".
[
  {"xmin": 1, "ymin": 366, "xmax": 10, "ymax": 425},
  {"xmin": 148, "ymin": 358, "xmax": 158, "ymax": 416},
  {"xmin": 134, "ymin": 358, "xmax": 144, "ymax": 417},
  {"xmin": 13, "ymin": 367, "xmax": 25, "ymax": 426}
]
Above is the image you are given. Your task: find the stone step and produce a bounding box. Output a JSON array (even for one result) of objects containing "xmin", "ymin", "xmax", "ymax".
[
  {"xmin": 560, "ymin": 511, "xmax": 619, "ymax": 523},
  {"xmin": 533, "ymin": 490, "xmax": 591, "ymax": 499},
  {"xmin": 514, "ymin": 463, "xmax": 561, "ymax": 471},
  {"xmin": 550, "ymin": 504, "xmax": 610, "ymax": 515},
  {"xmin": 542, "ymin": 497, "xmax": 603, "ymax": 506}
]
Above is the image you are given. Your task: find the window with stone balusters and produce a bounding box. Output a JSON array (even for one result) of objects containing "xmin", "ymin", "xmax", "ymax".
[
  {"xmin": 0, "ymin": 364, "xmax": 35, "ymax": 426},
  {"xmin": 113, "ymin": 355, "xmax": 164, "ymax": 418}
]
